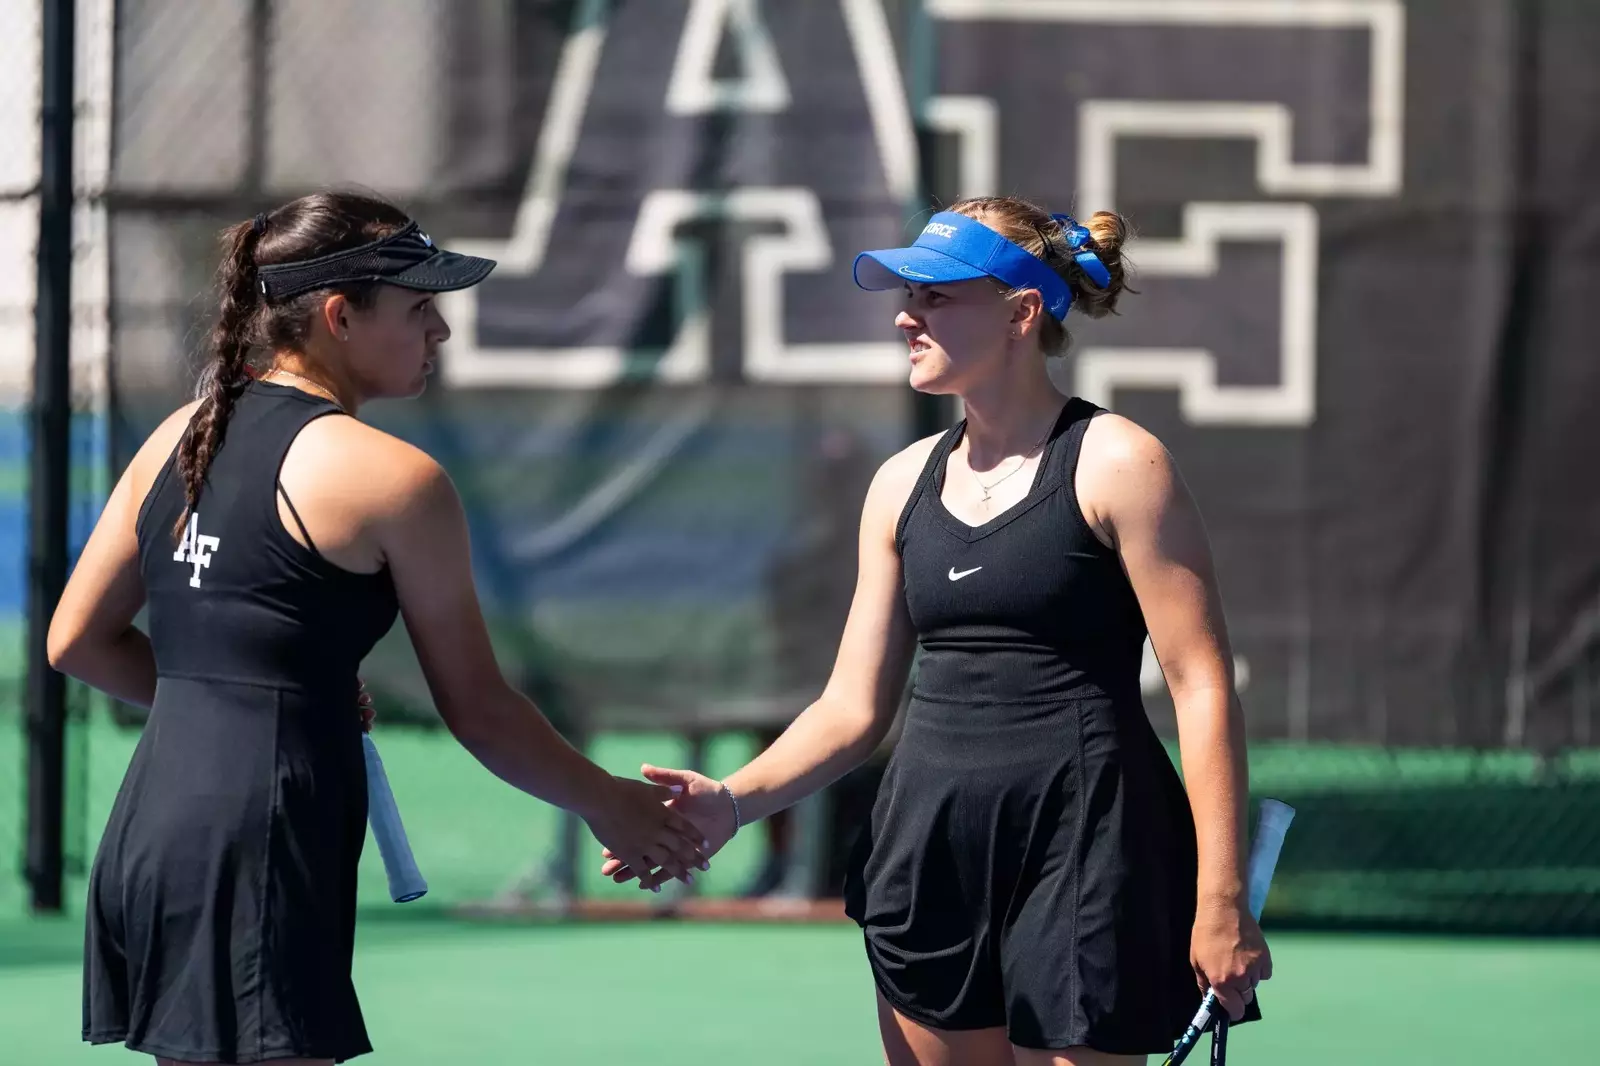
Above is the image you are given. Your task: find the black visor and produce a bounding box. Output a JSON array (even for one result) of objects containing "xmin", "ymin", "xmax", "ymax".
[{"xmin": 256, "ymin": 221, "xmax": 496, "ymax": 302}]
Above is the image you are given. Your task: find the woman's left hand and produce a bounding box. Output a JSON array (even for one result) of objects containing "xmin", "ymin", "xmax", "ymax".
[
  {"xmin": 357, "ymin": 678, "xmax": 375, "ymax": 733},
  {"xmin": 1191, "ymin": 898, "xmax": 1271, "ymax": 1021}
]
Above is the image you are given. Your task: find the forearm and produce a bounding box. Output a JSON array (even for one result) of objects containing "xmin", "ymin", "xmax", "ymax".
[
  {"xmin": 51, "ymin": 627, "xmax": 157, "ymax": 708},
  {"xmin": 444, "ymin": 681, "xmax": 613, "ymax": 818},
  {"xmin": 723, "ymin": 696, "xmax": 887, "ymax": 824},
  {"xmin": 1172, "ymin": 684, "xmax": 1250, "ymax": 906}
]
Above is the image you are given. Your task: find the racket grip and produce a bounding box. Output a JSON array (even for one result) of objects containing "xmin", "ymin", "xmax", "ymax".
[
  {"xmin": 1163, "ymin": 799, "xmax": 1297, "ymax": 1066},
  {"xmin": 1245, "ymin": 799, "xmax": 1295, "ymax": 920},
  {"xmin": 363, "ymin": 734, "xmax": 429, "ymax": 903}
]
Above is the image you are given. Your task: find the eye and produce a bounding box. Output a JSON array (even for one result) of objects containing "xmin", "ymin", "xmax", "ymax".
[{"xmin": 902, "ymin": 284, "xmax": 946, "ymax": 305}]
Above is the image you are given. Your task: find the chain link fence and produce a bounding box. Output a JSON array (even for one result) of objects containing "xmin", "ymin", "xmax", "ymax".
[
  {"xmin": 1, "ymin": 0, "xmax": 116, "ymax": 919},
  {"xmin": 3, "ymin": 0, "xmax": 1599, "ymax": 931},
  {"xmin": 0, "ymin": 0, "xmax": 43, "ymax": 922}
]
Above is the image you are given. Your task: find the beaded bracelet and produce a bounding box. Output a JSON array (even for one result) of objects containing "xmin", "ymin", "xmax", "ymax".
[{"xmin": 721, "ymin": 782, "xmax": 742, "ymax": 837}]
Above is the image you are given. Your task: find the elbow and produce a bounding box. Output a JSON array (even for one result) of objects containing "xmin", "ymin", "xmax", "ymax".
[
  {"xmin": 1168, "ymin": 681, "xmax": 1242, "ymax": 728},
  {"xmin": 46, "ymin": 623, "xmax": 85, "ymax": 676},
  {"xmin": 857, "ymin": 707, "xmax": 896, "ymax": 753},
  {"xmin": 815, "ymin": 694, "xmax": 889, "ymax": 756}
]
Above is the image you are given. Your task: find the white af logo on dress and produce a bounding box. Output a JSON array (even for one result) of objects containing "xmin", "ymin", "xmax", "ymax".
[{"xmin": 173, "ymin": 512, "xmax": 221, "ymax": 588}]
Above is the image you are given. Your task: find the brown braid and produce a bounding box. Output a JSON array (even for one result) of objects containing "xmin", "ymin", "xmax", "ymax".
[
  {"xmin": 169, "ymin": 192, "xmax": 413, "ymax": 542},
  {"xmin": 171, "ymin": 219, "xmax": 265, "ymax": 540}
]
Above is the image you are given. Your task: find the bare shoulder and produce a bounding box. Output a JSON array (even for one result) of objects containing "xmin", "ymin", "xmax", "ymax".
[
  {"xmin": 862, "ymin": 430, "xmax": 945, "ymax": 523},
  {"xmin": 1079, "ymin": 410, "xmax": 1179, "ymax": 490},
  {"xmin": 291, "ymin": 413, "xmax": 457, "ymax": 511},
  {"xmin": 1081, "ymin": 410, "xmax": 1172, "ymax": 469},
  {"xmin": 126, "ymin": 400, "xmax": 201, "ymax": 484},
  {"xmin": 1076, "ymin": 411, "xmax": 1188, "ymax": 542}
]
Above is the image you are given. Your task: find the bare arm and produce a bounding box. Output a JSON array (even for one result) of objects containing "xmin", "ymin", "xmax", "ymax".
[
  {"xmin": 368, "ymin": 438, "xmax": 705, "ymax": 880},
  {"xmin": 602, "ymin": 439, "xmax": 930, "ymax": 887},
  {"xmin": 374, "ymin": 450, "xmax": 610, "ymax": 808},
  {"xmin": 718, "ymin": 446, "xmax": 924, "ymax": 822},
  {"xmin": 1079, "ymin": 413, "xmax": 1248, "ymax": 905},
  {"xmin": 47, "ymin": 463, "xmax": 156, "ymax": 706},
  {"xmin": 47, "ymin": 405, "xmax": 197, "ymax": 706},
  {"xmin": 1078, "ymin": 413, "xmax": 1268, "ymax": 1016}
]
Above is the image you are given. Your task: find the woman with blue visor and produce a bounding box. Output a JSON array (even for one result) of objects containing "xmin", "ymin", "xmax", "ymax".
[{"xmin": 604, "ymin": 196, "xmax": 1270, "ymax": 1065}]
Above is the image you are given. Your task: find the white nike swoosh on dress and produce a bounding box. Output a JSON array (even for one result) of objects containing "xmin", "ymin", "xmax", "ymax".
[{"xmin": 948, "ymin": 566, "xmax": 983, "ymax": 581}]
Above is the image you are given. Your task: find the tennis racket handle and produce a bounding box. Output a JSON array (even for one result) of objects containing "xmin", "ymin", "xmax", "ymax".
[
  {"xmin": 363, "ymin": 734, "xmax": 429, "ymax": 903},
  {"xmin": 1245, "ymin": 799, "xmax": 1295, "ymax": 921},
  {"xmin": 1173, "ymin": 800, "xmax": 1298, "ymax": 1047}
]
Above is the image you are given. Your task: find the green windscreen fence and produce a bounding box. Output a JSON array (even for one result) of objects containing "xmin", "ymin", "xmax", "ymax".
[
  {"xmin": 13, "ymin": 711, "xmax": 1599, "ymax": 934},
  {"xmin": 7, "ymin": 1, "xmax": 1600, "ymax": 938}
]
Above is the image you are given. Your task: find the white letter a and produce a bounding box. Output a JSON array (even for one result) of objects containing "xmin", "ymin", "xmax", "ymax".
[{"xmin": 666, "ymin": 0, "xmax": 790, "ymax": 115}]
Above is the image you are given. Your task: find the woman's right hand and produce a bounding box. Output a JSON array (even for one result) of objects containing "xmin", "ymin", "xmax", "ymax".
[
  {"xmin": 583, "ymin": 775, "xmax": 709, "ymax": 890},
  {"xmin": 601, "ymin": 764, "xmax": 738, "ymax": 891}
]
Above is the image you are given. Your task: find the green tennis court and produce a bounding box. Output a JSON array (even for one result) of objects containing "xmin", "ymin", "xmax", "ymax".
[
  {"xmin": 2, "ymin": 914, "xmax": 1592, "ymax": 1064},
  {"xmin": 4, "ymin": 714, "xmax": 1594, "ymax": 1062}
]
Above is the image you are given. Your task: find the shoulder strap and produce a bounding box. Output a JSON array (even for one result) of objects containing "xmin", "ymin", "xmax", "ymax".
[
  {"xmin": 1051, "ymin": 396, "xmax": 1107, "ymax": 522},
  {"xmin": 236, "ymin": 381, "xmax": 346, "ymax": 531},
  {"xmin": 894, "ymin": 421, "xmax": 964, "ymax": 555},
  {"xmin": 276, "ymin": 482, "xmax": 319, "ymax": 556},
  {"xmin": 1053, "ymin": 396, "xmax": 1103, "ymax": 474}
]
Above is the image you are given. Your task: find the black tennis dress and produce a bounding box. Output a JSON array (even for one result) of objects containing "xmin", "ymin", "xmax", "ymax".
[
  {"xmin": 845, "ymin": 398, "xmax": 1254, "ymax": 1053},
  {"xmin": 83, "ymin": 380, "xmax": 399, "ymax": 1063}
]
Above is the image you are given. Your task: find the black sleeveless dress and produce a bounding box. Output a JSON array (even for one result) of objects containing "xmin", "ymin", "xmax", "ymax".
[
  {"xmin": 83, "ymin": 381, "xmax": 399, "ymax": 1063},
  {"xmin": 845, "ymin": 398, "xmax": 1255, "ymax": 1053}
]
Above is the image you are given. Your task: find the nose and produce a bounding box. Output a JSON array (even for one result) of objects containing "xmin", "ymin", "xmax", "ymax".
[
  {"xmin": 895, "ymin": 309, "xmax": 920, "ymax": 330},
  {"xmin": 429, "ymin": 304, "xmax": 452, "ymax": 344}
]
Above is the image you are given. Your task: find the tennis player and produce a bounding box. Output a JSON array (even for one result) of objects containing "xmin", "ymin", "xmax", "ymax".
[
  {"xmin": 603, "ymin": 197, "xmax": 1270, "ymax": 1064},
  {"xmin": 48, "ymin": 191, "xmax": 707, "ymax": 1066}
]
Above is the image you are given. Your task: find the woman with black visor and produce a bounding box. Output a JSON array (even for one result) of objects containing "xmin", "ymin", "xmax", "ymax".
[{"xmin": 49, "ymin": 191, "xmax": 707, "ymax": 1066}]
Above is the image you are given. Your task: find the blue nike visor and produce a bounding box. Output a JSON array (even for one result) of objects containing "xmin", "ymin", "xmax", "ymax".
[{"xmin": 853, "ymin": 211, "xmax": 1077, "ymax": 321}]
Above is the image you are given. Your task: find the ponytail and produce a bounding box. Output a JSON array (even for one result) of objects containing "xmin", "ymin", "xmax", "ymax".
[{"xmin": 172, "ymin": 217, "xmax": 265, "ymax": 540}]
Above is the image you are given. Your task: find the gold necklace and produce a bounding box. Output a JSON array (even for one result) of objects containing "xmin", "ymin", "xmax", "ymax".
[
  {"xmin": 264, "ymin": 368, "xmax": 342, "ymax": 408},
  {"xmin": 969, "ymin": 422, "xmax": 1054, "ymax": 504}
]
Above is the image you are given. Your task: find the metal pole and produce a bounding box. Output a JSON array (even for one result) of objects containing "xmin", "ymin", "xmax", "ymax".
[
  {"xmin": 27, "ymin": 0, "xmax": 77, "ymax": 914},
  {"xmin": 246, "ymin": 0, "xmax": 269, "ymax": 195}
]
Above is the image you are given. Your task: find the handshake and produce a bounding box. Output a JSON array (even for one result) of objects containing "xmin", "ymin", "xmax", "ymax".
[
  {"xmin": 585, "ymin": 763, "xmax": 743, "ymax": 893},
  {"xmin": 356, "ymin": 677, "xmax": 742, "ymax": 895}
]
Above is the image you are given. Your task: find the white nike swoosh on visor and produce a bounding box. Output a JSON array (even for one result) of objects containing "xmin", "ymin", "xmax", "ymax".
[
  {"xmin": 948, "ymin": 566, "xmax": 982, "ymax": 581},
  {"xmin": 898, "ymin": 265, "xmax": 936, "ymax": 279}
]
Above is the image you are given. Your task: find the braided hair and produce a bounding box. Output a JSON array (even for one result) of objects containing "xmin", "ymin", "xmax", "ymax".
[{"xmin": 171, "ymin": 191, "xmax": 411, "ymax": 540}]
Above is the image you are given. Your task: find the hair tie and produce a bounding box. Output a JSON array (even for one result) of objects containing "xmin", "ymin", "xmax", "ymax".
[
  {"xmin": 1049, "ymin": 212, "xmax": 1111, "ymax": 289},
  {"xmin": 251, "ymin": 212, "xmax": 269, "ymax": 236}
]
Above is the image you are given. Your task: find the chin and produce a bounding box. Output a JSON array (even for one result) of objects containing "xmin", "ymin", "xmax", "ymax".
[
  {"xmin": 393, "ymin": 362, "xmax": 437, "ymax": 399},
  {"xmin": 369, "ymin": 376, "xmax": 428, "ymax": 403},
  {"xmin": 908, "ymin": 363, "xmax": 959, "ymax": 395}
]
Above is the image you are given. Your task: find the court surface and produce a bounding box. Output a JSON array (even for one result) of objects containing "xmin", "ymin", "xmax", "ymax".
[
  {"xmin": 2, "ymin": 719, "xmax": 1593, "ymax": 1062},
  {"xmin": 2, "ymin": 912, "xmax": 1590, "ymax": 1064}
]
